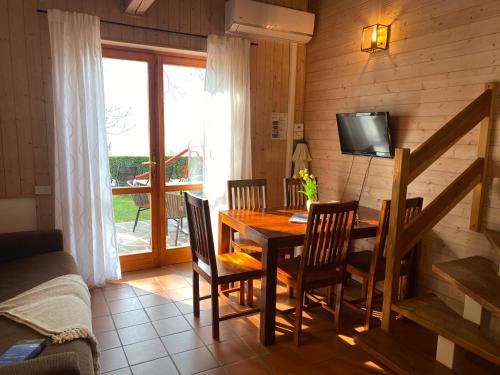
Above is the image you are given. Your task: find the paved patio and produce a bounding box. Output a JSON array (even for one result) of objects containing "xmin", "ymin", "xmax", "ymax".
[{"xmin": 115, "ymin": 219, "xmax": 189, "ymax": 256}]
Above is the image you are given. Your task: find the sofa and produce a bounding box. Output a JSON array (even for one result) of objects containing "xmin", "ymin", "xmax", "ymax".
[{"xmin": 0, "ymin": 230, "xmax": 95, "ymax": 375}]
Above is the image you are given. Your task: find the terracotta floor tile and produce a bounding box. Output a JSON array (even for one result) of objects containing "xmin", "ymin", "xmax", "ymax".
[
  {"xmin": 105, "ymin": 286, "xmax": 136, "ymax": 301},
  {"xmin": 100, "ymin": 347, "xmax": 129, "ymax": 373},
  {"xmin": 96, "ymin": 330, "xmax": 121, "ymax": 351},
  {"xmin": 118, "ymin": 322, "xmax": 158, "ymax": 346},
  {"xmin": 171, "ymin": 347, "xmax": 219, "ymax": 375},
  {"xmin": 92, "ymin": 301, "xmax": 111, "ymax": 318},
  {"xmin": 223, "ymin": 357, "xmax": 271, "ymax": 375},
  {"xmin": 156, "ymin": 273, "xmax": 190, "ymax": 290},
  {"xmin": 130, "ymin": 356, "xmax": 179, "ymax": 375},
  {"xmin": 259, "ymin": 346, "xmax": 307, "ymax": 375},
  {"xmin": 175, "ymin": 298, "xmax": 212, "ymax": 315},
  {"xmin": 184, "ymin": 309, "xmax": 213, "ymax": 328},
  {"xmin": 145, "ymin": 303, "xmax": 181, "ymax": 321},
  {"xmin": 195, "ymin": 322, "xmax": 238, "ymax": 345},
  {"xmin": 103, "ymin": 367, "xmax": 132, "ymax": 375},
  {"xmin": 161, "ymin": 330, "xmax": 205, "ymax": 355},
  {"xmin": 165, "ymin": 286, "xmax": 194, "ymax": 301},
  {"xmin": 123, "ymin": 338, "xmax": 168, "ymax": 366},
  {"xmin": 152, "ymin": 315, "xmax": 192, "ymax": 336},
  {"xmin": 93, "ymin": 315, "xmax": 115, "ymax": 333},
  {"xmin": 197, "ymin": 368, "xmax": 227, "ymax": 375},
  {"xmin": 207, "ymin": 337, "xmax": 255, "ymax": 365},
  {"xmin": 108, "ymin": 297, "xmax": 143, "ymax": 314},
  {"xmin": 139, "ymin": 293, "xmax": 173, "ymax": 308},
  {"xmin": 113, "ymin": 309, "xmax": 150, "ymax": 329}
]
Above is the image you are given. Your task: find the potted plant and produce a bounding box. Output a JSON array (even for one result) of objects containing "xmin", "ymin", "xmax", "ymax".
[{"xmin": 297, "ymin": 168, "xmax": 318, "ymax": 211}]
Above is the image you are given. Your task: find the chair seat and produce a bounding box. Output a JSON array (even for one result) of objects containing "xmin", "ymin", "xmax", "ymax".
[
  {"xmin": 194, "ymin": 252, "xmax": 262, "ymax": 284},
  {"xmin": 279, "ymin": 257, "xmax": 346, "ymax": 289},
  {"xmin": 231, "ymin": 238, "xmax": 263, "ymax": 253}
]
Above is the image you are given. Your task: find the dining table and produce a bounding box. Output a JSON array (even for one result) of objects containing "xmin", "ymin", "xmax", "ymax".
[{"xmin": 218, "ymin": 205, "xmax": 380, "ymax": 345}]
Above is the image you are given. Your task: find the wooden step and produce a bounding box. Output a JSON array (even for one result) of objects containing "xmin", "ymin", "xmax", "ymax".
[
  {"xmin": 392, "ymin": 294, "xmax": 500, "ymax": 366},
  {"xmin": 432, "ymin": 256, "xmax": 500, "ymax": 317},
  {"xmin": 354, "ymin": 327, "xmax": 454, "ymax": 374}
]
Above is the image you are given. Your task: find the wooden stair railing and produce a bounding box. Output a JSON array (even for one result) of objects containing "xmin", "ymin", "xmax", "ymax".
[{"xmin": 382, "ymin": 83, "xmax": 497, "ymax": 332}]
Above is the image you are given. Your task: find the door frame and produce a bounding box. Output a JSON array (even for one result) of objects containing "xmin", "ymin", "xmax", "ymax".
[{"xmin": 102, "ymin": 44, "xmax": 206, "ymax": 271}]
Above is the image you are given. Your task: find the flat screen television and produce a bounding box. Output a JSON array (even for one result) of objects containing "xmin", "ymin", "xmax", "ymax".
[{"xmin": 336, "ymin": 112, "xmax": 394, "ymax": 158}]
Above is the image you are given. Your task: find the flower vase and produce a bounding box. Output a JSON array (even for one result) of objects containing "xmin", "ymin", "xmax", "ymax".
[{"xmin": 306, "ymin": 200, "xmax": 317, "ymax": 211}]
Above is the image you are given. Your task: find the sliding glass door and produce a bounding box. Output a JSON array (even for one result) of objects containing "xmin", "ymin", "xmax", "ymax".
[{"xmin": 102, "ymin": 46, "xmax": 205, "ymax": 271}]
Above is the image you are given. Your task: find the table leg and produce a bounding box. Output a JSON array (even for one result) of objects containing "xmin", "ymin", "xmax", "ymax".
[
  {"xmin": 260, "ymin": 239, "xmax": 278, "ymax": 345},
  {"xmin": 218, "ymin": 216, "xmax": 231, "ymax": 255},
  {"xmin": 218, "ymin": 215, "xmax": 231, "ymax": 293}
]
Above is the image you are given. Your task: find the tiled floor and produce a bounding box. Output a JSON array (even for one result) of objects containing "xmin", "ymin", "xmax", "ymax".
[{"xmin": 92, "ymin": 263, "xmax": 387, "ymax": 374}]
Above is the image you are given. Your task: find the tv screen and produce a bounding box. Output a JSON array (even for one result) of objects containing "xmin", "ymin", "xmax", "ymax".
[{"xmin": 336, "ymin": 112, "xmax": 394, "ymax": 158}]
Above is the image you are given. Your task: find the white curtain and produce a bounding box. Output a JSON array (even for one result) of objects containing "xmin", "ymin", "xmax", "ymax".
[
  {"xmin": 203, "ymin": 35, "xmax": 252, "ymax": 230},
  {"xmin": 48, "ymin": 10, "xmax": 120, "ymax": 286}
]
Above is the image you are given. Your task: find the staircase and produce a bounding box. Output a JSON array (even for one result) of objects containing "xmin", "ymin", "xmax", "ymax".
[{"xmin": 354, "ymin": 83, "xmax": 500, "ymax": 374}]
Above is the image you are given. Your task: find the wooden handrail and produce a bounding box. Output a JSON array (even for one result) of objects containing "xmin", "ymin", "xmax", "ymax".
[
  {"xmin": 381, "ymin": 83, "xmax": 496, "ymax": 333},
  {"xmin": 401, "ymin": 158, "xmax": 484, "ymax": 257},
  {"xmin": 408, "ymin": 89, "xmax": 491, "ymax": 183}
]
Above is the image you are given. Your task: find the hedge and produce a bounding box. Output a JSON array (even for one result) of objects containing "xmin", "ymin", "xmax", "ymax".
[{"xmin": 109, "ymin": 156, "xmax": 188, "ymax": 182}]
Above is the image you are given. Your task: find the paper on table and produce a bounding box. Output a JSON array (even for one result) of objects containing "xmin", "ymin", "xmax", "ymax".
[{"xmin": 289, "ymin": 213, "xmax": 308, "ymax": 224}]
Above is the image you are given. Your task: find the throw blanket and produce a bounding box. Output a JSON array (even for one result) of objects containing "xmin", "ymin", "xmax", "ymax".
[{"xmin": 0, "ymin": 274, "xmax": 99, "ymax": 374}]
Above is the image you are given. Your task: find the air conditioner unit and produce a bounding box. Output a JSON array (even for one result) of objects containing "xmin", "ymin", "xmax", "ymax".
[{"xmin": 225, "ymin": 0, "xmax": 315, "ymax": 44}]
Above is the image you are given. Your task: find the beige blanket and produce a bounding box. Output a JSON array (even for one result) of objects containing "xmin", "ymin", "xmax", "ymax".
[{"xmin": 0, "ymin": 274, "xmax": 99, "ymax": 374}]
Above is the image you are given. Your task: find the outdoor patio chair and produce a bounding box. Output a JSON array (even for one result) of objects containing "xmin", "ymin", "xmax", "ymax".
[
  {"xmin": 128, "ymin": 180, "xmax": 150, "ymax": 232},
  {"xmin": 166, "ymin": 192, "xmax": 187, "ymax": 246},
  {"xmin": 116, "ymin": 166, "xmax": 137, "ymax": 187}
]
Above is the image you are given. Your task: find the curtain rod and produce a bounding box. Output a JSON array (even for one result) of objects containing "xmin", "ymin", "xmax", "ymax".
[{"xmin": 36, "ymin": 9, "xmax": 258, "ymax": 46}]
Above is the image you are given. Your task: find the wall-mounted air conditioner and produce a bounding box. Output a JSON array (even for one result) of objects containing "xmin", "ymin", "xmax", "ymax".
[{"xmin": 225, "ymin": 0, "xmax": 315, "ymax": 44}]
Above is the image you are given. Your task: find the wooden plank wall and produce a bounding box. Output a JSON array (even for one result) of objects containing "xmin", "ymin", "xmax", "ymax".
[
  {"xmin": 0, "ymin": 0, "xmax": 307, "ymax": 227},
  {"xmin": 304, "ymin": 0, "xmax": 500, "ymax": 311}
]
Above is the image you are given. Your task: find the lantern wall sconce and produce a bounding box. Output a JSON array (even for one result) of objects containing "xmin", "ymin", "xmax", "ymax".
[{"xmin": 361, "ymin": 24, "xmax": 390, "ymax": 53}]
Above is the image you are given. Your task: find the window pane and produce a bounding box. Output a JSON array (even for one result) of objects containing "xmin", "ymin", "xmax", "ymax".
[
  {"xmin": 163, "ymin": 64, "xmax": 205, "ymax": 185},
  {"xmin": 113, "ymin": 194, "xmax": 152, "ymax": 255},
  {"xmin": 103, "ymin": 58, "xmax": 151, "ymax": 187}
]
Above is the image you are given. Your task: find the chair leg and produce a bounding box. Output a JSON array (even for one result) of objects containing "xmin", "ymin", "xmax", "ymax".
[
  {"xmin": 334, "ymin": 283, "xmax": 344, "ymax": 332},
  {"xmin": 239, "ymin": 281, "xmax": 245, "ymax": 306},
  {"xmin": 193, "ymin": 270, "xmax": 200, "ymax": 317},
  {"xmin": 364, "ymin": 277, "xmax": 377, "ymax": 329},
  {"xmin": 175, "ymin": 219, "xmax": 180, "ymax": 246},
  {"xmin": 247, "ymin": 280, "xmax": 253, "ymax": 307},
  {"xmin": 133, "ymin": 208, "xmax": 141, "ymax": 232},
  {"xmin": 361, "ymin": 279, "xmax": 368, "ymax": 299},
  {"xmin": 211, "ymin": 284, "xmax": 220, "ymax": 340},
  {"xmin": 293, "ymin": 289, "xmax": 304, "ymax": 346},
  {"xmin": 288, "ymin": 286, "xmax": 294, "ymax": 299}
]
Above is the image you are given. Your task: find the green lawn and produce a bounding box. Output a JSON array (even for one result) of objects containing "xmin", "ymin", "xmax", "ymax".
[{"xmin": 113, "ymin": 195, "xmax": 150, "ymax": 223}]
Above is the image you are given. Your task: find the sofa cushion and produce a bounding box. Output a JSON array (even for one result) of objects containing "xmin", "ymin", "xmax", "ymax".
[{"xmin": 0, "ymin": 252, "xmax": 94, "ymax": 375}]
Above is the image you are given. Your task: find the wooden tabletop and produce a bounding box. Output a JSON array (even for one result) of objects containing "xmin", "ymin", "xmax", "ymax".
[{"xmin": 219, "ymin": 205, "xmax": 380, "ymax": 242}]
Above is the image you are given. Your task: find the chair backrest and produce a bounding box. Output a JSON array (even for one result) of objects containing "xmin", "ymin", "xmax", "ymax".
[
  {"xmin": 184, "ymin": 192, "xmax": 218, "ymax": 276},
  {"xmin": 284, "ymin": 178, "xmax": 318, "ymax": 209},
  {"xmin": 373, "ymin": 197, "xmax": 424, "ymax": 263},
  {"xmin": 301, "ymin": 201, "xmax": 358, "ymax": 277},
  {"xmin": 166, "ymin": 192, "xmax": 186, "ymax": 219},
  {"xmin": 227, "ymin": 179, "xmax": 267, "ymax": 210},
  {"xmin": 117, "ymin": 166, "xmax": 137, "ymax": 186},
  {"xmin": 127, "ymin": 180, "xmax": 150, "ymax": 208}
]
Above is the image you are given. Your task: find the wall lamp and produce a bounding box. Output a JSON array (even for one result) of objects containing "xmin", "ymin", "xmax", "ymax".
[{"xmin": 361, "ymin": 24, "xmax": 390, "ymax": 53}]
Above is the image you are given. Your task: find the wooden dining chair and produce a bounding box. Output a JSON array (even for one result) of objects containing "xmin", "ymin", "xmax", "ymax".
[
  {"xmin": 184, "ymin": 192, "xmax": 261, "ymax": 340},
  {"xmin": 276, "ymin": 201, "xmax": 358, "ymax": 345},
  {"xmin": 227, "ymin": 179, "xmax": 267, "ymax": 254},
  {"xmin": 346, "ymin": 197, "xmax": 423, "ymax": 329}
]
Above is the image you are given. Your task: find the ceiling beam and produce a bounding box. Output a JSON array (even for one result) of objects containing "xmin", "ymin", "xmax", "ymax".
[{"xmin": 124, "ymin": 0, "xmax": 156, "ymax": 15}]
